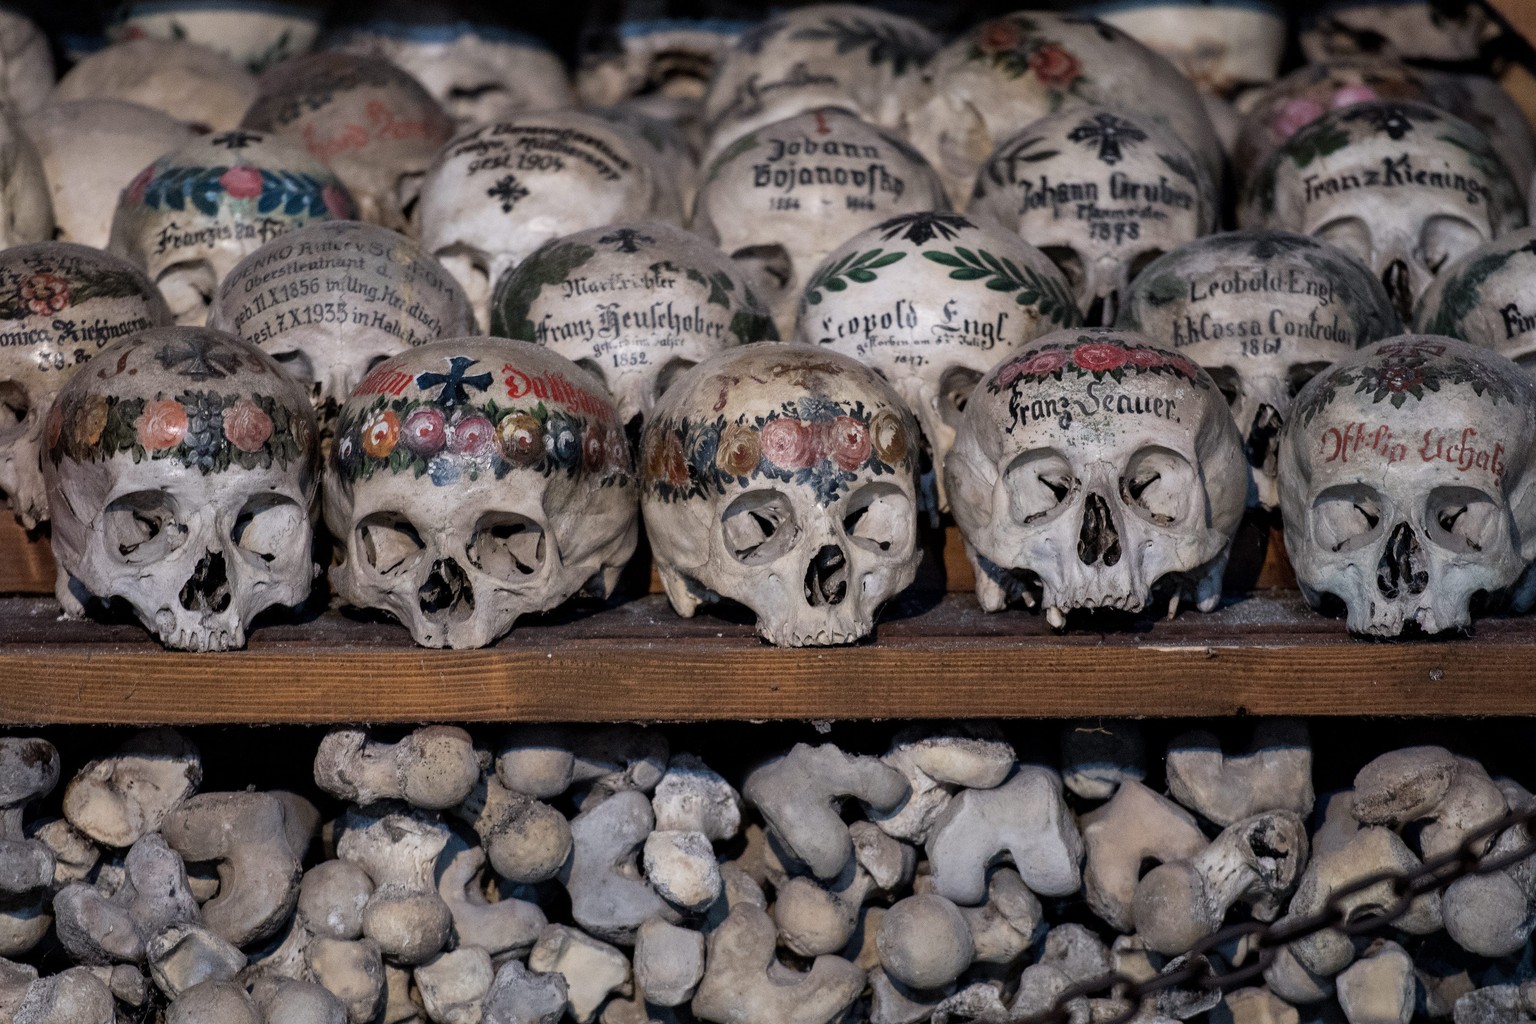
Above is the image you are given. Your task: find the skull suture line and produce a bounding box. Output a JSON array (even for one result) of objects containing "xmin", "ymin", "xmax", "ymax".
[
  {"xmin": 1279, "ymin": 335, "xmax": 1536, "ymax": 636},
  {"xmin": 42, "ymin": 327, "xmax": 320, "ymax": 652},
  {"xmin": 641, "ymin": 345, "xmax": 923, "ymax": 647},
  {"xmin": 326, "ymin": 339, "xmax": 637, "ymax": 650},
  {"xmin": 946, "ymin": 329, "xmax": 1248, "ymax": 628},
  {"xmin": 1414, "ymin": 227, "xmax": 1536, "ymax": 365}
]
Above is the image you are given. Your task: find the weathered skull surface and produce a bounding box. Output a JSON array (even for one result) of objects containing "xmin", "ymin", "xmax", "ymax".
[
  {"xmin": 326, "ymin": 338, "xmax": 637, "ymax": 649},
  {"xmin": 590, "ymin": 105, "xmax": 697, "ymax": 222},
  {"xmin": 241, "ymin": 52, "xmax": 455, "ymax": 230},
  {"xmin": 418, "ymin": 111, "xmax": 681, "ymax": 329},
  {"xmin": 0, "ymin": 8, "xmax": 53, "ymax": 116},
  {"xmin": 1415, "ymin": 227, "xmax": 1536, "ymax": 364},
  {"xmin": 110, "ymin": 0, "xmax": 322, "ymax": 72},
  {"xmin": 795, "ymin": 211, "xmax": 1080, "ymax": 511},
  {"xmin": 489, "ymin": 221, "xmax": 775, "ymax": 434},
  {"xmin": 641, "ymin": 345, "xmax": 923, "ymax": 646},
  {"xmin": 1241, "ymin": 100, "xmax": 1526, "ymax": 322},
  {"xmin": 1421, "ymin": 71, "xmax": 1536, "ymax": 203},
  {"xmin": 0, "ymin": 244, "xmax": 173, "ymax": 527},
  {"xmin": 1086, "ymin": 0, "xmax": 1286, "ymax": 98},
  {"xmin": 946, "ymin": 329, "xmax": 1247, "ymax": 626},
  {"xmin": 0, "ymin": 103, "xmax": 52, "ymax": 249},
  {"xmin": 52, "ymin": 39, "xmax": 259, "ymax": 133},
  {"xmin": 1279, "ymin": 335, "xmax": 1536, "ymax": 635},
  {"xmin": 208, "ymin": 220, "xmax": 476, "ymax": 427},
  {"xmin": 969, "ymin": 106, "xmax": 1218, "ymax": 327},
  {"xmin": 1119, "ymin": 231, "xmax": 1402, "ymax": 509},
  {"xmin": 42, "ymin": 327, "xmax": 319, "ymax": 651},
  {"xmin": 903, "ymin": 12, "xmax": 1223, "ymax": 207},
  {"xmin": 700, "ymin": 5, "xmax": 939, "ymax": 162},
  {"xmin": 1299, "ymin": 1, "xmax": 1497, "ymax": 65},
  {"xmin": 108, "ymin": 130, "xmax": 354, "ymax": 328},
  {"xmin": 25, "ymin": 100, "xmax": 198, "ymax": 249},
  {"xmin": 691, "ymin": 107, "xmax": 948, "ymax": 339},
  {"xmin": 577, "ymin": 16, "xmax": 743, "ymax": 135}
]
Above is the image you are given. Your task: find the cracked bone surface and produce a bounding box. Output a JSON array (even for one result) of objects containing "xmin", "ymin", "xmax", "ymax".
[
  {"xmin": 315, "ymin": 727, "xmax": 481, "ymax": 811},
  {"xmin": 1082, "ymin": 780, "xmax": 1209, "ymax": 933},
  {"xmin": 1166, "ymin": 721, "xmax": 1316, "ymax": 826},
  {"xmin": 693, "ymin": 903, "xmax": 865, "ymax": 1024},
  {"xmin": 62, "ymin": 728, "xmax": 201, "ymax": 849}
]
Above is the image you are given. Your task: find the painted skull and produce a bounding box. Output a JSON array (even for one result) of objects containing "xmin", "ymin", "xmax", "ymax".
[
  {"xmin": 326, "ymin": 339, "xmax": 637, "ymax": 649},
  {"xmin": 1119, "ymin": 231, "xmax": 1402, "ymax": 509},
  {"xmin": 1279, "ymin": 335, "xmax": 1536, "ymax": 635},
  {"xmin": 945, "ymin": 329, "xmax": 1247, "ymax": 627},
  {"xmin": 641, "ymin": 345, "xmax": 923, "ymax": 646},
  {"xmin": 110, "ymin": 0, "xmax": 323, "ymax": 72},
  {"xmin": 690, "ymin": 107, "xmax": 948, "ymax": 339},
  {"xmin": 417, "ymin": 111, "xmax": 678, "ymax": 331},
  {"xmin": 51, "ymin": 38, "xmax": 259, "ymax": 133},
  {"xmin": 1242, "ymin": 101, "xmax": 1527, "ymax": 322},
  {"xmin": 241, "ymin": 52, "xmax": 455, "ymax": 230},
  {"xmin": 108, "ymin": 130, "xmax": 356, "ymax": 327},
  {"xmin": 208, "ymin": 220, "xmax": 477, "ymax": 429},
  {"xmin": 969, "ymin": 106, "xmax": 1218, "ymax": 327},
  {"xmin": 903, "ymin": 12, "xmax": 1223, "ymax": 207},
  {"xmin": 1415, "ymin": 227, "xmax": 1536, "ymax": 364},
  {"xmin": 42, "ymin": 327, "xmax": 320, "ymax": 651},
  {"xmin": 1083, "ymin": 0, "xmax": 1286, "ymax": 99},
  {"xmin": 795, "ymin": 211, "xmax": 1080, "ymax": 511},
  {"xmin": 577, "ymin": 15, "xmax": 745, "ymax": 128},
  {"xmin": 0, "ymin": 244, "xmax": 174, "ymax": 527},
  {"xmin": 489, "ymin": 221, "xmax": 775, "ymax": 437}
]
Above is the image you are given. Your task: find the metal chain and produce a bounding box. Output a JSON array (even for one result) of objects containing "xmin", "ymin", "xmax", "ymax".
[{"xmin": 1010, "ymin": 803, "xmax": 1536, "ymax": 1024}]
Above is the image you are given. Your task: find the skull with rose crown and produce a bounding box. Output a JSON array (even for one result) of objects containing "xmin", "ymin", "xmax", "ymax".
[
  {"xmin": 968, "ymin": 106, "xmax": 1219, "ymax": 328},
  {"xmin": 326, "ymin": 338, "xmax": 637, "ymax": 649},
  {"xmin": 945, "ymin": 329, "xmax": 1248, "ymax": 627},
  {"xmin": 1118, "ymin": 231, "xmax": 1402, "ymax": 509},
  {"xmin": 108, "ymin": 130, "xmax": 356, "ymax": 328},
  {"xmin": 795, "ymin": 211, "xmax": 1080, "ymax": 511},
  {"xmin": 1414, "ymin": 227, "xmax": 1536, "ymax": 366},
  {"xmin": 0, "ymin": 243, "xmax": 173, "ymax": 528},
  {"xmin": 1240, "ymin": 100, "xmax": 1526, "ymax": 323},
  {"xmin": 41, "ymin": 327, "xmax": 320, "ymax": 652},
  {"xmin": 1278, "ymin": 335, "xmax": 1536, "ymax": 636},
  {"xmin": 640, "ymin": 345, "xmax": 923, "ymax": 646}
]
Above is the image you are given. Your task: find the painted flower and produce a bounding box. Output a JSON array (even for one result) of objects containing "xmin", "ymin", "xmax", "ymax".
[
  {"xmin": 136, "ymin": 398, "xmax": 189, "ymax": 450},
  {"xmin": 1123, "ymin": 347, "xmax": 1167, "ymax": 369},
  {"xmin": 222, "ymin": 397, "xmax": 273, "ymax": 453},
  {"xmin": 428, "ymin": 455, "xmax": 460, "ymax": 486},
  {"xmin": 760, "ymin": 417, "xmax": 816, "ymax": 469},
  {"xmin": 1378, "ymin": 364, "xmax": 1426, "ymax": 392},
  {"xmin": 582, "ymin": 423, "xmax": 607, "ymax": 472},
  {"xmin": 449, "ymin": 413, "xmax": 496, "ymax": 459},
  {"xmin": 322, "ymin": 182, "xmax": 353, "ymax": 220},
  {"xmin": 1072, "ymin": 343, "xmax": 1128, "ymax": 372},
  {"xmin": 870, "ymin": 410, "xmax": 908, "ymax": 464},
  {"xmin": 826, "ymin": 416, "xmax": 871, "ymax": 471},
  {"xmin": 1029, "ymin": 44, "xmax": 1081, "ymax": 89},
  {"xmin": 1003, "ymin": 348, "xmax": 1069, "ymax": 386},
  {"xmin": 1330, "ymin": 84, "xmax": 1379, "ymax": 109},
  {"xmin": 361, "ymin": 408, "xmax": 399, "ymax": 457},
  {"xmin": 606, "ymin": 424, "xmax": 631, "ymax": 474},
  {"xmin": 1272, "ymin": 98, "xmax": 1326, "ymax": 142},
  {"xmin": 125, "ymin": 165, "xmax": 155, "ymax": 205},
  {"xmin": 45, "ymin": 403, "xmax": 63, "ymax": 450},
  {"xmin": 72, "ymin": 395, "xmax": 109, "ymax": 448},
  {"xmin": 716, "ymin": 423, "xmax": 761, "ymax": 477},
  {"xmin": 334, "ymin": 433, "xmax": 358, "ymax": 472},
  {"xmin": 976, "ymin": 18, "xmax": 1023, "ymax": 53},
  {"xmin": 402, "ymin": 406, "xmax": 447, "ymax": 455},
  {"xmin": 1166, "ymin": 353, "xmax": 1204, "ymax": 381},
  {"xmin": 545, "ymin": 414, "xmax": 581, "ymax": 469},
  {"xmin": 496, "ymin": 413, "xmax": 544, "ymax": 466},
  {"xmin": 657, "ymin": 433, "xmax": 688, "ymax": 486},
  {"xmin": 219, "ymin": 165, "xmax": 265, "ymax": 201},
  {"xmin": 21, "ymin": 274, "xmax": 71, "ymax": 317}
]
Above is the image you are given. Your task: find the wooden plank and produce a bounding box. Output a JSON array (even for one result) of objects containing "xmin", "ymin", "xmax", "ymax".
[
  {"xmin": 1492, "ymin": 0, "xmax": 1536, "ymax": 50},
  {"xmin": 0, "ymin": 517, "xmax": 53, "ymax": 595}
]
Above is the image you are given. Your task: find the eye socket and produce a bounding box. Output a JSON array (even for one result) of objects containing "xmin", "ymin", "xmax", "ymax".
[
  {"xmin": 357, "ymin": 512, "xmax": 426, "ymax": 577},
  {"xmin": 722, "ymin": 489, "xmax": 799, "ymax": 565},
  {"xmin": 1314, "ymin": 218, "xmax": 1373, "ymax": 266},
  {"xmin": 1120, "ymin": 447, "xmax": 1196, "ymax": 527},
  {"xmin": 467, "ymin": 512, "xmax": 545, "ymax": 578},
  {"xmin": 1288, "ymin": 362, "xmax": 1333, "ymax": 399},
  {"xmin": 1420, "ymin": 215, "xmax": 1484, "ymax": 277},
  {"xmin": 938, "ymin": 366, "xmax": 984, "ymax": 429},
  {"xmin": 1005, "ymin": 449, "xmax": 1076, "ymax": 527},
  {"xmin": 232, "ymin": 494, "xmax": 303, "ymax": 565},
  {"xmin": 729, "ymin": 244, "xmax": 793, "ymax": 295},
  {"xmin": 1205, "ymin": 366, "xmax": 1242, "ymax": 407},
  {"xmin": 656, "ymin": 358, "xmax": 697, "ymax": 400},
  {"xmin": 1311, "ymin": 484, "xmax": 1387, "ymax": 553},
  {"xmin": 271, "ymin": 350, "xmax": 316, "ymax": 385},
  {"xmin": 104, "ymin": 491, "xmax": 185, "ymax": 565},
  {"xmin": 842, "ymin": 482, "xmax": 914, "ymax": 558},
  {"xmin": 1425, "ymin": 485, "xmax": 1501, "ymax": 555},
  {"xmin": 1125, "ymin": 248, "xmax": 1166, "ymax": 286},
  {"xmin": 1039, "ymin": 247, "xmax": 1086, "ymax": 295},
  {"xmin": 0, "ymin": 381, "xmax": 30, "ymax": 447}
]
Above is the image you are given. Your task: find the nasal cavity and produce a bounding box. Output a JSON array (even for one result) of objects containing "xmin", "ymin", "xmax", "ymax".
[
  {"xmin": 1248, "ymin": 404, "xmax": 1283, "ymax": 474},
  {"xmin": 1084, "ymin": 290, "xmax": 1118, "ymax": 328},
  {"xmin": 804, "ymin": 544, "xmax": 849, "ymax": 607},
  {"xmin": 419, "ymin": 558, "xmax": 475, "ymax": 620},
  {"xmin": 624, "ymin": 413, "xmax": 645, "ymax": 454},
  {"xmin": 1377, "ymin": 522, "xmax": 1428, "ymax": 599},
  {"xmin": 1078, "ymin": 493, "xmax": 1122, "ymax": 567},
  {"xmin": 1381, "ymin": 260, "xmax": 1412, "ymax": 321},
  {"xmin": 179, "ymin": 550, "xmax": 231, "ymax": 614}
]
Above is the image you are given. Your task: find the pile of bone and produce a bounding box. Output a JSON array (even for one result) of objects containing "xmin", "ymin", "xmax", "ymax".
[{"xmin": 2, "ymin": 722, "xmax": 1535, "ymax": 1024}]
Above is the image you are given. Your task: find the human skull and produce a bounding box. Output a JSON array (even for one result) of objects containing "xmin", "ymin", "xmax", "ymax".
[
  {"xmin": 326, "ymin": 338, "xmax": 637, "ymax": 649},
  {"xmin": 1421, "ymin": 72, "xmax": 1536, "ymax": 202},
  {"xmin": 641, "ymin": 345, "xmax": 923, "ymax": 646},
  {"xmin": 417, "ymin": 110, "xmax": 678, "ymax": 329},
  {"xmin": 590, "ymin": 105, "xmax": 698, "ymax": 220},
  {"xmin": 1299, "ymin": 1, "xmax": 1497, "ymax": 65},
  {"xmin": 903, "ymin": 12, "xmax": 1223, "ymax": 207},
  {"xmin": 241, "ymin": 52, "xmax": 455, "ymax": 230},
  {"xmin": 42, "ymin": 327, "xmax": 320, "ymax": 651},
  {"xmin": 208, "ymin": 220, "xmax": 477, "ymax": 428},
  {"xmin": 1119, "ymin": 231, "xmax": 1402, "ymax": 509},
  {"xmin": 0, "ymin": 8, "xmax": 53, "ymax": 116},
  {"xmin": 0, "ymin": 103, "xmax": 53, "ymax": 249},
  {"xmin": 1241, "ymin": 100, "xmax": 1526, "ymax": 322},
  {"xmin": 795, "ymin": 211, "xmax": 1079, "ymax": 511},
  {"xmin": 969, "ymin": 106, "xmax": 1219, "ymax": 327},
  {"xmin": 945, "ymin": 328, "xmax": 1247, "ymax": 626},
  {"xmin": 1415, "ymin": 227, "xmax": 1536, "ymax": 364},
  {"xmin": 1279, "ymin": 335, "xmax": 1536, "ymax": 635},
  {"xmin": 108, "ymin": 129, "xmax": 356, "ymax": 327},
  {"xmin": 51, "ymin": 39, "xmax": 258, "ymax": 133},
  {"xmin": 690, "ymin": 107, "xmax": 948, "ymax": 339},
  {"xmin": 577, "ymin": 15, "xmax": 745, "ymax": 137},
  {"xmin": 488, "ymin": 221, "xmax": 775, "ymax": 437},
  {"xmin": 1082, "ymin": 0, "xmax": 1286, "ymax": 98},
  {"xmin": 25, "ymin": 100, "xmax": 198, "ymax": 249},
  {"xmin": 699, "ymin": 5, "xmax": 939, "ymax": 162},
  {"xmin": 0, "ymin": 243, "xmax": 173, "ymax": 527},
  {"xmin": 110, "ymin": 0, "xmax": 323, "ymax": 72}
]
